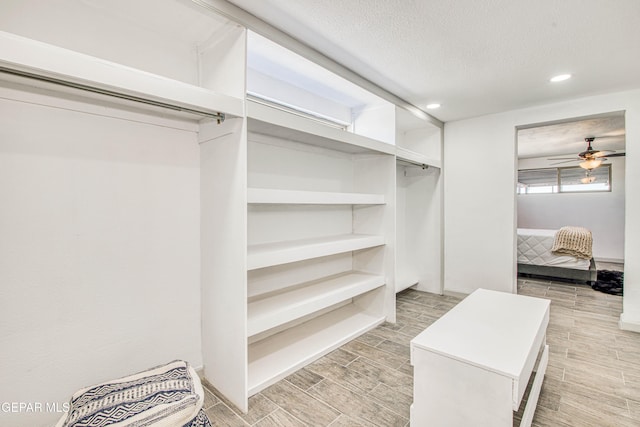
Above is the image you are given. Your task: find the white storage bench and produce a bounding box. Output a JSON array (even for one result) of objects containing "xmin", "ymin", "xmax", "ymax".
[{"xmin": 410, "ymin": 288, "xmax": 550, "ymax": 427}]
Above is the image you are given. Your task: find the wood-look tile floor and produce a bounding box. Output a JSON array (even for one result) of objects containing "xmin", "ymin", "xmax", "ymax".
[{"xmin": 203, "ymin": 269, "xmax": 638, "ymax": 426}]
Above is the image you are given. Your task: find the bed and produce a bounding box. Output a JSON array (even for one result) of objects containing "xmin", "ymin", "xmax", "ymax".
[{"xmin": 517, "ymin": 228, "xmax": 597, "ymax": 283}]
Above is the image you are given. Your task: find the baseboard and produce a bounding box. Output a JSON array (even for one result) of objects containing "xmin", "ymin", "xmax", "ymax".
[
  {"xmin": 595, "ymin": 257, "xmax": 624, "ymax": 264},
  {"xmin": 194, "ymin": 365, "xmax": 205, "ymax": 379},
  {"xmin": 619, "ymin": 313, "xmax": 640, "ymax": 333}
]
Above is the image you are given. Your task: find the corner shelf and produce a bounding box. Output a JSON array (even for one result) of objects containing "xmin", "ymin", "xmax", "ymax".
[
  {"xmin": 247, "ymin": 234, "xmax": 385, "ymax": 270},
  {"xmin": 248, "ymin": 271, "xmax": 385, "ymax": 336},
  {"xmin": 248, "ymin": 302, "xmax": 385, "ymax": 395},
  {"xmin": 247, "ymin": 188, "xmax": 385, "ymax": 205}
]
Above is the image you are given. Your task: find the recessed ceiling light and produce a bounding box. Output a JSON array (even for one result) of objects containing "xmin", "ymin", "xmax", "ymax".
[
  {"xmin": 426, "ymin": 103, "xmax": 441, "ymax": 109},
  {"xmin": 550, "ymin": 74, "xmax": 571, "ymax": 82}
]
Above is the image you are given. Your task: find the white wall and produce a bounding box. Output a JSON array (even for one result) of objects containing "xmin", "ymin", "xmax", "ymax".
[
  {"xmin": 444, "ymin": 112, "xmax": 518, "ymax": 294},
  {"xmin": 0, "ymin": 83, "xmax": 202, "ymax": 427},
  {"xmin": 0, "ymin": 0, "xmax": 198, "ymax": 85},
  {"xmin": 517, "ymin": 156, "xmax": 625, "ymax": 262},
  {"xmin": 443, "ymin": 88, "xmax": 640, "ymax": 332}
]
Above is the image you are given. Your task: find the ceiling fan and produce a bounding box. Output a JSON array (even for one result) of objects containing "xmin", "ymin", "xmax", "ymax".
[{"xmin": 548, "ymin": 137, "xmax": 625, "ymax": 170}]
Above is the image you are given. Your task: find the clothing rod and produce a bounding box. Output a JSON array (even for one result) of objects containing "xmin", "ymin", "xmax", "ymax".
[
  {"xmin": 0, "ymin": 67, "xmax": 226, "ymax": 123},
  {"xmin": 397, "ymin": 158, "xmax": 429, "ymax": 169},
  {"xmin": 247, "ymin": 93, "xmax": 349, "ymax": 130}
]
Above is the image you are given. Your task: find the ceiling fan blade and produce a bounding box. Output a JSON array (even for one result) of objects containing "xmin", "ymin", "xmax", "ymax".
[
  {"xmin": 594, "ymin": 150, "xmax": 616, "ymax": 157},
  {"xmin": 547, "ymin": 157, "xmax": 580, "ymax": 160},
  {"xmin": 605, "ymin": 152, "xmax": 626, "ymax": 157},
  {"xmin": 591, "ymin": 135, "xmax": 622, "ymax": 140},
  {"xmin": 550, "ymin": 160, "xmax": 578, "ymax": 165}
]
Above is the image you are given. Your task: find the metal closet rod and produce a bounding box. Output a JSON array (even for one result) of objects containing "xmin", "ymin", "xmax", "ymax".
[
  {"xmin": 398, "ymin": 158, "xmax": 430, "ymax": 169},
  {"xmin": 0, "ymin": 67, "xmax": 226, "ymax": 123},
  {"xmin": 247, "ymin": 93, "xmax": 349, "ymax": 130}
]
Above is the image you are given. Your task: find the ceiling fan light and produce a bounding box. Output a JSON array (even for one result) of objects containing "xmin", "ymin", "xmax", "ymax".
[
  {"xmin": 579, "ymin": 158, "xmax": 602, "ymax": 170},
  {"xmin": 581, "ymin": 176, "xmax": 596, "ymax": 184}
]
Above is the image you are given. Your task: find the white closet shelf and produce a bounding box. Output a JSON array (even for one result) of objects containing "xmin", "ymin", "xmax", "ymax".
[
  {"xmin": 247, "ymin": 100, "xmax": 395, "ymax": 155},
  {"xmin": 0, "ymin": 31, "xmax": 244, "ymax": 118},
  {"xmin": 247, "ymin": 234, "xmax": 385, "ymax": 270},
  {"xmin": 248, "ymin": 271, "xmax": 385, "ymax": 336},
  {"xmin": 248, "ymin": 303, "xmax": 384, "ymax": 395},
  {"xmin": 396, "ymin": 146, "xmax": 441, "ymax": 169},
  {"xmin": 247, "ymin": 188, "xmax": 385, "ymax": 205}
]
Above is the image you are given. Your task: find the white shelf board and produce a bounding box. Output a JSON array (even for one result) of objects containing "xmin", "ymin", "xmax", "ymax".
[
  {"xmin": 247, "ymin": 188, "xmax": 385, "ymax": 205},
  {"xmin": 248, "ymin": 271, "xmax": 385, "ymax": 336},
  {"xmin": 247, "ymin": 234, "xmax": 385, "ymax": 270},
  {"xmin": 0, "ymin": 31, "xmax": 244, "ymax": 118},
  {"xmin": 247, "ymin": 100, "xmax": 395, "ymax": 155},
  {"xmin": 396, "ymin": 146, "xmax": 441, "ymax": 169},
  {"xmin": 248, "ymin": 303, "xmax": 384, "ymax": 395}
]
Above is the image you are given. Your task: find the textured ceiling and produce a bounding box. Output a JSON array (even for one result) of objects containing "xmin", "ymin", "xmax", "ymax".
[
  {"xmin": 518, "ymin": 113, "xmax": 626, "ymax": 159},
  {"xmin": 227, "ymin": 0, "xmax": 640, "ymax": 122}
]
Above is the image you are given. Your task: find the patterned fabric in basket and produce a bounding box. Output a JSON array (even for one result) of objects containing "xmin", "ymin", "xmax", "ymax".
[
  {"xmin": 56, "ymin": 360, "xmax": 207, "ymax": 427},
  {"xmin": 184, "ymin": 409, "xmax": 211, "ymax": 427}
]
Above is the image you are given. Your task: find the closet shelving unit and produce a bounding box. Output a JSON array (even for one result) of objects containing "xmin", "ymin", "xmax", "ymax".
[
  {"xmin": 245, "ymin": 98, "xmax": 396, "ymax": 396},
  {"xmin": 201, "ymin": 29, "xmax": 397, "ymax": 411},
  {"xmin": 395, "ymin": 107, "xmax": 443, "ymax": 294}
]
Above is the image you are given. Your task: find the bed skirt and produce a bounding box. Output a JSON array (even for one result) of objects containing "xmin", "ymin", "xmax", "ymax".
[{"xmin": 518, "ymin": 258, "xmax": 597, "ymax": 283}]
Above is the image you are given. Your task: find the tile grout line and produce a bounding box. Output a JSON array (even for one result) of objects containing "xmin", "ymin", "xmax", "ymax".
[
  {"xmin": 303, "ymin": 378, "xmax": 355, "ymax": 425},
  {"xmin": 364, "ymin": 382, "xmax": 412, "ymax": 420},
  {"xmin": 248, "ymin": 407, "xmax": 280, "ymax": 426},
  {"xmin": 263, "ymin": 379, "xmax": 326, "ymax": 426}
]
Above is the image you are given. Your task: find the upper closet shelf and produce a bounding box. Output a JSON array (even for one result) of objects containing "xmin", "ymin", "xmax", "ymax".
[
  {"xmin": 0, "ymin": 31, "xmax": 244, "ymax": 119},
  {"xmin": 396, "ymin": 146, "xmax": 441, "ymax": 169},
  {"xmin": 248, "ymin": 234, "xmax": 385, "ymax": 270},
  {"xmin": 247, "ymin": 188, "xmax": 385, "ymax": 205},
  {"xmin": 247, "ymin": 100, "xmax": 395, "ymax": 155}
]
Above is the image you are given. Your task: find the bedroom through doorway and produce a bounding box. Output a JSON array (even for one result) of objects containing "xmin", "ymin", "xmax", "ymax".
[{"xmin": 515, "ymin": 111, "xmax": 626, "ymax": 295}]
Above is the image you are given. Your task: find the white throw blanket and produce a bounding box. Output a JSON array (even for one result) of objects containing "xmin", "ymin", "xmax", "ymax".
[{"xmin": 551, "ymin": 226, "xmax": 593, "ymax": 259}]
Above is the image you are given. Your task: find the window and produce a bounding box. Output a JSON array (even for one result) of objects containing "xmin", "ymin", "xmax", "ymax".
[
  {"xmin": 517, "ymin": 168, "xmax": 558, "ymax": 194},
  {"xmin": 518, "ymin": 165, "xmax": 610, "ymax": 194}
]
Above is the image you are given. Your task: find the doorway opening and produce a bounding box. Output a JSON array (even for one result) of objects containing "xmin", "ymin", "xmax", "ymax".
[{"xmin": 515, "ymin": 111, "xmax": 625, "ymax": 294}]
